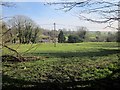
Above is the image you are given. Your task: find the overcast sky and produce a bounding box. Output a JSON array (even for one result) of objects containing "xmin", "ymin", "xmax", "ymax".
[{"xmin": 2, "ymin": 0, "xmax": 118, "ymax": 31}]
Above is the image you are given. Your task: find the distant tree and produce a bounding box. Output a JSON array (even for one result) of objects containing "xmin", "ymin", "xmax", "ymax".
[
  {"xmin": 31, "ymin": 27, "xmax": 39, "ymax": 43},
  {"xmin": 58, "ymin": 30, "xmax": 65, "ymax": 43},
  {"xmin": 95, "ymin": 31, "xmax": 101, "ymax": 42},
  {"xmin": 68, "ymin": 35, "xmax": 81, "ymax": 43},
  {"xmin": 7, "ymin": 15, "xmax": 39, "ymax": 44},
  {"xmin": 106, "ymin": 32, "xmax": 117, "ymax": 42},
  {"xmin": 76, "ymin": 27, "xmax": 87, "ymax": 41}
]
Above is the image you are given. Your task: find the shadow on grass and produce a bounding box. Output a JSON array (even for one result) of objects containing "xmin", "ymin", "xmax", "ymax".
[
  {"xmin": 29, "ymin": 49, "xmax": 120, "ymax": 58},
  {"xmin": 2, "ymin": 68, "xmax": 120, "ymax": 90},
  {"xmin": 2, "ymin": 49, "xmax": 120, "ymax": 90}
]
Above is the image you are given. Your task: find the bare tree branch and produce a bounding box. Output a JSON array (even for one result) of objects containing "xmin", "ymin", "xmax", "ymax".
[
  {"xmin": 48, "ymin": 0, "xmax": 120, "ymax": 24},
  {"xmin": 78, "ymin": 14, "xmax": 120, "ymax": 23},
  {"xmin": 0, "ymin": 2, "xmax": 16, "ymax": 7}
]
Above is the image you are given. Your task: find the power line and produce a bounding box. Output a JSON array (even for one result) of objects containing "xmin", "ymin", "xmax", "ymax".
[
  {"xmin": 38, "ymin": 23, "xmax": 83, "ymax": 30},
  {"xmin": 39, "ymin": 23, "xmax": 81, "ymax": 27}
]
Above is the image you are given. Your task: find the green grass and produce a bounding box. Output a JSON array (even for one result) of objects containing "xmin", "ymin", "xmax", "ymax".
[
  {"xmin": 2, "ymin": 42, "xmax": 120, "ymax": 90},
  {"xmin": 3, "ymin": 42, "xmax": 119, "ymax": 56}
]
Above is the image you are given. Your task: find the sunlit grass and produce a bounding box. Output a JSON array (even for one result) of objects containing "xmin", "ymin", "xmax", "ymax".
[{"xmin": 2, "ymin": 42, "xmax": 120, "ymax": 89}]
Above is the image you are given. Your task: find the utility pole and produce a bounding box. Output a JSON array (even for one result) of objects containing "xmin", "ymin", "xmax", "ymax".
[{"xmin": 53, "ymin": 23, "xmax": 56, "ymax": 47}]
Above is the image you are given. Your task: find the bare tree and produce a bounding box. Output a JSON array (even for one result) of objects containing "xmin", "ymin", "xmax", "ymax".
[
  {"xmin": 76, "ymin": 26, "xmax": 87, "ymax": 41},
  {"xmin": 49, "ymin": 0, "xmax": 119, "ymax": 28},
  {"xmin": 1, "ymin": 15, "xmax": 40, "ymax": 61},
  {"xmin": 0, "ymin": 2, "xmax": 23, "ymax": 61},
  {"xmin": 0, "ymin": 2, "xmax": 16, "ymax": 7},
  {"xmin": 0, "ymin": 2, "xmax": 16, "ymax": 20},
  {"xmin": 7, "ymin": 15, "xmax": 39, "ymax": 44}
]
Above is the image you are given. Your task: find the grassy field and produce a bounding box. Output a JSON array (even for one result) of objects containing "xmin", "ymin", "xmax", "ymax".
[{"xmin": 2, "ymin": 42, "xmax": 120, "ymax": 90}]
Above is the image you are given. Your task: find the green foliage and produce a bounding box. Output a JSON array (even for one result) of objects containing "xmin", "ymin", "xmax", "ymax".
[
  {"xmin": 84, "ymin": 31, "xmax": 117, "ymax": 42},
  {"xmin": 68, "ymin": 35, "xmax": 82, "ymax": 43},
  {"xmin": 58, "ymin": 30, "xmax": 65, "ymax": 43}
]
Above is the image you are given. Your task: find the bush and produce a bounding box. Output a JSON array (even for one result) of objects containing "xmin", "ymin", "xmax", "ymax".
[{"xmin": 68, "ymin": 35, "xmax": 82, "ymax": 43}]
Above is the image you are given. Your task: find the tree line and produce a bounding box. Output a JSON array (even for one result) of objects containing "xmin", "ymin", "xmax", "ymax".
[
  {"xmin": 57, "ymin": 29, "xmax": 118, "ymax": 43},
  {"xmin": 2, "ymin": 15, "xmax": 40, "ymax": 44},
  {"xmin": 2, "ymin": 15, "xmax": 118, "ymax": 44}
]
